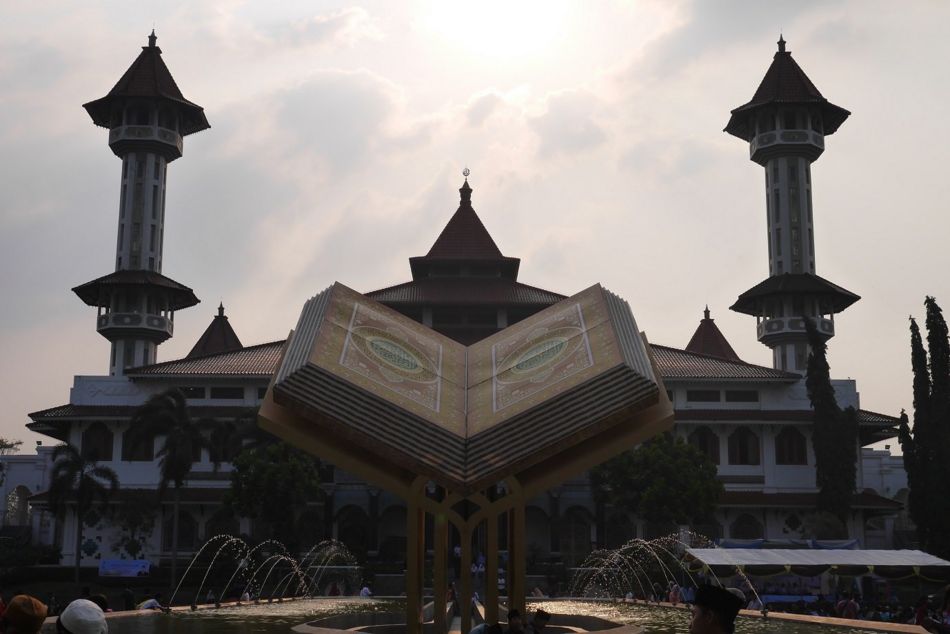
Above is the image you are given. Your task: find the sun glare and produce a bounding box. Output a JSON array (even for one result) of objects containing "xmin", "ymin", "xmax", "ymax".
[{"xmin": 420, "ymin": 0, "xmax": 570, "ymax": 60}]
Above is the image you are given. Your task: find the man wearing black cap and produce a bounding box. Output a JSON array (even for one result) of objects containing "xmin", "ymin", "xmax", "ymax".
[{"xmin": 689, "ymin": 585, "xmax": 744, "ymax": 634}]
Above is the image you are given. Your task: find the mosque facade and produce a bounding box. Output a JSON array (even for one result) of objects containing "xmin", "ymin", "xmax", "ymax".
[{"xmin": 0, "ymin": 34, "xmax": 909, "ymax": 580}]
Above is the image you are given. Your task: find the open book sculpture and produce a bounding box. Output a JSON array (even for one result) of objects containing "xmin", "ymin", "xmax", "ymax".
[{"xmin": 260, "ymin": 282, "xmax": 673, "ymax": 495}]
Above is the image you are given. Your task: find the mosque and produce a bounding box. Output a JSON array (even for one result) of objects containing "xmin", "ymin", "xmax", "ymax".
[{"xmin": 0, "ymin": 33, "xmax": 910, "ymax": 578}]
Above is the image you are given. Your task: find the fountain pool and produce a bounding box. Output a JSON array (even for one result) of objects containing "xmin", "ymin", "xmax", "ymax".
[{"xmin": 79, "ymin": 598, "xmax": 892, "ymax": 634}]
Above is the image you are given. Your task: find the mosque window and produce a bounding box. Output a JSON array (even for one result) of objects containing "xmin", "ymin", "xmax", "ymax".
[
  {"xmin": 772, "ymin": 162, "xmax": 780, "ymax": 183},
  {"xmin": 776, "ymin": 428, "xmax": 808, "ymax": 465},
  {"xmin": 783, "ymin": 111, "xmax": 797, "ymax": 130},
  {"xmin": 149, "ymin": 225, "xmax": 156, "ymax": 251},
  {"xmin": 725, "ymin": 390, "xmax": 758, "ymax": 403},
  {"xmin": 120, "ymin": 185, "xmax": 127, "ymax": 216},
  {"xmin": 809, "ymin": 229, "xmax": 815, "ymax": 254},
  {"xmin": 772, "ymin": 190, "xmax": 780, "ymax": 222},
  {"xmin": 775, "ymin": 228, "xmax": 782, "ymax": 256},
  {"xmin": 210, "ymin": 387, "xmax": 244, "ymax": 400},
  {"xmin": 686, "ymin": 390, "xmax": 720, "ymax": 403},
  {"xmin": 136, "ymin": 154, "xmax": 145, "ymax": 178},
  {"xmin": 178, "ymin": 386, "xmax": 206, "ymax": 399},
  {"xmin": 118, "ymin": 224, "xmax": 124, "ymax": 250},
  {"xmin": 81, "ymin": 422, "xmax": 114, "ymax": 462},
  {"xmin": 688, "ymin": 426, "xmax": 720, "ymax": 465},
  {"xmin": 123, "ymin": 343, "xmax": 134, "ymax": 368},
  {"xmin": 121, "ymin": 428, "xmax": 154, "ymax": 461},
  {"xmin": 730, "ymin": 514, "xmax": 764, "ymax": 540},
  {"xmin": 728, "ymin": 427, "xmax": 760, "ymax": 465},
  {"xmin": 257, "ymin": 387, "xmax": 268, "ymax": 400},
  {"xmin": 152, "ymin": 186, "xmax": 158, "ymax": 219}
]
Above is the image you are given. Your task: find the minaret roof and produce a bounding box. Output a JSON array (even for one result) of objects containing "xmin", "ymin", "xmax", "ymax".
[
  {"xmin": 409, "ymin": 177, "xmax": 520, "ymax": 279},
  {"xmin": 685, "ymin": 306, "xmax": 742, "ymax": 362},
  {"xmin": 187, "ymin": 302, "xmax": 243, "ymax": 358},
  {"xmin": 83, "ymin": 31, "xmax": 210, "ymax": 136},
  {"xmin": 731, "ymin": 273, "xmax": 860, "ymax": 316},
  {"xmin": 725, "ymin": 37, "xmax": 850, "ymax": 140}
]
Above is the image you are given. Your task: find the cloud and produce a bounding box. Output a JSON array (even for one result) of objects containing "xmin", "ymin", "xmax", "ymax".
[
  {"xmin": 266, "ymin": 7, "xmax": 381, "ymax": 50},
  {"xmin": 466, "ymin": 93, "xmax": 504, "ymax": 127},
  {"xmin": 530, "ymin": 90, "xmax": 607, "ymax": 157}
]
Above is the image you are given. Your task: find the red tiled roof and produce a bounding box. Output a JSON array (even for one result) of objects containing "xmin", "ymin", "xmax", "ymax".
[
  {"xmin": 367, "ymin": 277, "xmax": 565, "ymax": 306},
  {"xmin": 685, "ymin": 307, "xmax": 741, "ymax": 361},
  {"xmin": 720, "ymin": 490, "xmax": 901, "ymax": 510},
  {"xmin": 725, "ymin": 43, "xmax": 850, "ymax": 140},
  {"xmin": 83, "ymin": 33, "xmax": 210, "ymax": 136},
  {"xmin": 731, "ymin": 273, "xmax": 860, "ymax": 316},
  {"xmin": 127, "ymin": 340, "xmax": 284, "ymax": 377},
  {"xmin": 73, "ymin": 270, "xmax": 200, "ymax": 311},
  {"xmin": 188, "ymin": 304, "xmax": 243, "ymax": 358},
  {"xmin": 29, "ymin": 404, "xmax": 257, "ymax": 421},
  {"xmin": 652, "ymin": 345, "xmax": 799, "ymax": 381}
]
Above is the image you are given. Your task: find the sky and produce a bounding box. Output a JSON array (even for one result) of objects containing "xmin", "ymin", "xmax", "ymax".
[{"xmin": 1, "ymin": 1, "xmax": 948, "ymax": 450}]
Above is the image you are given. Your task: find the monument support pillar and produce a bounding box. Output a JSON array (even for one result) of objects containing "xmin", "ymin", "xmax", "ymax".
[
  {"xmin": 406, "ymin": 500, "xmax": 425, "ymax": 634},
  {"xmin": 508, "ymin": 504, "xmax": 526, "ymax": 615},
  {"xmin": 434, "ymin": 511, "xmax": 449, "ymax": 633},
  {"xmin": 485, "ymin": 511, "xmax": 499, "ymax": 623},
  {"xmin": 460, "ymin": 523, "xmax": 474, "ymax": 634}
]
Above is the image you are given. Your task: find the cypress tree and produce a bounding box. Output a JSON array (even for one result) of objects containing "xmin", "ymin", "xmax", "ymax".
[
  {"xmin": 900, "ymin": 299, "xmax": 950, "ymax": 558},
  {"xmin": 804, "ymin": 318, "xmax": 857, "ymax": 525}
]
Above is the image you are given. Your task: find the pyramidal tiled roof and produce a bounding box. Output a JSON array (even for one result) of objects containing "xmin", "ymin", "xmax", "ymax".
[
  {"xmin": 83, "ymin": 31, "xmax": 210, "ymax": 136},
  {"xmin": 424, "ymin": 180, "xmax": 507, "ymax": 260},
  {"xmin": 685, "ymin": 307, "xmax": 741, "ymax": 362},
  {"xmin": 725, "ymin": 37, "xmax": 850, "ymax": 139},
  {"xmin": 651, "ymin": 344, "xmax": 799, "ymax": 381},
  {"xmin": 187, "ymin": 303, "xmax": 243, "ymax": 358}
]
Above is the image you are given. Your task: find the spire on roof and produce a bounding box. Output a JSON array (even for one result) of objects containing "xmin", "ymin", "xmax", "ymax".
[
  {"xmin": 148, "ymin": 29, "xmax": 157, "ymax": 48},
  {"xmin": 685, "ymin": 306, "xmax": 742, "ymax": 362},
  {"xmin": 777, "ymin": 34, "xmax": 786, "ymax": 53},
  {"xmin": 187, "ymin": 303, "xmax": 243, "ymax": 358}
]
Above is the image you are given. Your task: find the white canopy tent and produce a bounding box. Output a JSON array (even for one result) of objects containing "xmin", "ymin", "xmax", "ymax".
[{"xmin": 685, "ymin": 548, "xmax": 950, "ymax": 581}]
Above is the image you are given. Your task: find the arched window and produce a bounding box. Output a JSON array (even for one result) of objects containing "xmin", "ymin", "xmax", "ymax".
[
  {"xmin": 335, "ymin": 506, "xmax": 370, "ymax": 559},
  {"xmin": 163, "ymin": 509, "xmax": 198, "ymax": 552},
  {"xmin": 121, "ymin": 428, "xmax": 153, "ymax": 461},
  {"xmin": 377, "ymin": 505, "xmax": 407, "ymax": 562},
  {"xmin": 81, "ymin": 422, "xmax": 113, "ymax": 462},
  {"xmin": 775, "ymin": 428, "xmax": 807, "ymax": 465},
  {"xmin": 526, "ymin": 506, "xmax": 551, "ymax": 556},
  {"xmin": 205, "ymin": 508, "xmax": 240, "ymax": 540},
  {"xmin": 561, "ymin": 506, "xmax": 594, "ymax": 567},
  {"xmin": 688, "ymin": 426, "xmax": 720, "ymax": 465},
  {"xmin": 727, "ymin": 427, "xmax": 760, "ymax": 465},
  {"xmin": 729, "ymin": 514, "xmax": 764, "ymax": 540}
]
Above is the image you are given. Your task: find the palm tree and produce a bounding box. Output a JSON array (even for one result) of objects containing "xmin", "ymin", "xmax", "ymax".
[
  {"xmin": 47, "ymin": 443, "xmax": 120, "ymax": 583},
  {"xmin": 129, "ymin": 389, "xmax": 210, "ymax": 592}
]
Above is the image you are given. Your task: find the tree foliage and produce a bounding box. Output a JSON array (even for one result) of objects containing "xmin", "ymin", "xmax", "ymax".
[
  {"xmin": 47, "ymin": 443, "xmax": 119, "ymax": 582},
  {"xmin": 804, "ymin": 318, "xmax": 858, "ymax": 525},
  {"xmin": 899, "ymin": 297, "xmax": 950, "ymax": 558},
  {"xmin": 0, "ymin": 437, "xmax": 23, "ymax": 486},
  {"xmin": 226, "ymin": 442, "xmax": 323, "ymax": 550},
  {"xmin": 129, "ymin": 389, "xmax": 213, "ymax": 588},
  {"xmin": 110, "ymin": 497, "xmax": 156, "ymax": 559},
  {"xmin": 590, "ymin": 432, "xmax": 722, "ymax": 526}
]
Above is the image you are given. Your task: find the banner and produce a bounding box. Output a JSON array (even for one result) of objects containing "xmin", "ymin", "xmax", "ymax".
[{"xmin": 98, "ymin": 559, "xmax": 150, "ymax": 577}]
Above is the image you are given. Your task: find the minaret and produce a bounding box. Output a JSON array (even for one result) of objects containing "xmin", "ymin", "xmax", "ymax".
[
  {"xmin": 726, "ymin": 36, "xmax": 859, "ymax": 373},
  {"xmin": 72, "ymin": 32, "xmax": 207, "ymax": 375}
]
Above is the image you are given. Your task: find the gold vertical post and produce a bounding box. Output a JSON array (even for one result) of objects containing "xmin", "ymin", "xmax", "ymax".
[
  {"xmin": 406, "ymin": 499, "xmax": 424, "ymax": 634},
  {"xmin": 460, "ymin": 523, "xmax": 474, "ymax": 634},
  {"xmin": 434, "ymin": 511, "xmax": 449, "ymax": 633},
  {"xmin": 485, "ymin": 511, "xmax": 499, "ymax": 624},
  {"xmin": 509, "ymin": 503, "xmax": 526, "ymax": 616}
]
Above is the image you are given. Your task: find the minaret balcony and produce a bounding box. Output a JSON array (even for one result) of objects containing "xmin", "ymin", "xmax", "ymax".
[
  {"xmin": 757, "ymin": 316, "xmax": 834, "ymax": 343},
  {"xmin": 750, "ymin": 129, "xmax": 824, "ymax": 164},
  {"xmin": 97, "ymin": 312, "xmax": 173, "ymax": 342},
  {"xmin": 108, "ymin": 125, "xmax": 183, "ymax": 159}
]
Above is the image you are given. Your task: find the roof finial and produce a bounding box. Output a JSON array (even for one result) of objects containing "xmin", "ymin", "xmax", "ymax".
[
  {"xmin": 777, "ymin": 33, "xmax": 786, "ymax": 53},
  {"xmin": 459, "ymin": 168, "xmax": 472, "ymax": 204},
  {"xmin": 148, "ymin": 29, "xmax": 157, "ymax": 48},
  {"xmin": 704, "ymin": 305, "xmax": 711, "ymax": 320},
  {"xmin": 218, "ymin": 301, "xmax": 225, "ymax": 317}
]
